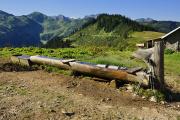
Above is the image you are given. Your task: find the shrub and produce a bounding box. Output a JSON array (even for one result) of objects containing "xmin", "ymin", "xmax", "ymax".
[
  {"xmin": 133, "ymin": 85, "xmax": 165, "ymax": 102},
  {"xmin": 165, "ymin": 49, "xmax": 175, "ymax": 54}
]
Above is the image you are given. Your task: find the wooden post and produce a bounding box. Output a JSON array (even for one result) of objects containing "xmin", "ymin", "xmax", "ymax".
[{"xmin": 153, "ymin": 41, "xmax": 164, "ymax": 91}]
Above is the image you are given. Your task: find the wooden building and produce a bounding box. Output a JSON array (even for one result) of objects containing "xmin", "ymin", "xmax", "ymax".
[
  {"xmin": 138, "ymin": 27, "xmax": 180, "ymax": 51},
  {"xmin": 161, "ymin": 27, "xmax": 180, "ymax": 51},
  {"xmin": 144, "ymin": 38, "xmax": 161, "ymax": 48}
]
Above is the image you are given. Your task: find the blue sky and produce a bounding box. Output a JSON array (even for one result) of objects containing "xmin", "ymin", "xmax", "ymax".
[{"xmin": 0, "ymin": 0, "xmax": 179, "ymax": 21}]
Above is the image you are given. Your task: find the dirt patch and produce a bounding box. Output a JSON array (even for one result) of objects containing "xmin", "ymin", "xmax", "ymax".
[
  {"xmin": 0, "ymin": 63, "xmax": 39, "ymax": 72},
  {"xmin": 0, "ymin": 70, "xmax": 179, "ymax": 120}
]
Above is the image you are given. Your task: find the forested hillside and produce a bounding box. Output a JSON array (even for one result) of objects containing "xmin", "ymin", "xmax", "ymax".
[
  {"xmin": 136, "ymin": 18, "xmax": 180, "ymax": 33},
  {"xmin": 46, "ymin": 14, "xmax": 155, "ymax": 49}
]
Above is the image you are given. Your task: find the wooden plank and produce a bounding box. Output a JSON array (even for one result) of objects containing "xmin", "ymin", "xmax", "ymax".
[
  {"xmin": 30, "ymin": 55, "xmax": 70, "ymax": 70},
  {"xmin": 136, "ymin": 43, "xmax": 145, "ymax": 48},
  {"xmin": 107, "ymin": 65, "xmax": 119, "ymax": 70},
  {"xmin": 61, "ymin": 59, "xmax": 76, "ymax": 64},
  {"xmin": 92, "ymin": 77, "xmax": 109, "ymax": 82},
  {"xmin": 126, "ymin": 67, "xmax": 143, "ymax": 74},
  {"xmin": 96, "ymin": 64, "xmax": 107, "ymax": 68}
]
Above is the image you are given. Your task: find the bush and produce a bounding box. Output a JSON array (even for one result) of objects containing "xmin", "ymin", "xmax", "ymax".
[
  {"xmin": 165, "ymin": 49, "xmax": 175, "ymax": 54},
  {"xmin": 133, "ymin": 85, "xmax": 165, "ymax": 102}
]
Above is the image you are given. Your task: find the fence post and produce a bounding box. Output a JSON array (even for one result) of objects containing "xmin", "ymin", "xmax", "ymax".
[{"xmin": 153, "ymin": 41, "xmax": 165, "ymax": 91}]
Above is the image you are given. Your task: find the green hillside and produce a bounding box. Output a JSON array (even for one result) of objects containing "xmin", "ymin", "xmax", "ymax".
[{"xmin": 52, "ymin": 14, "xmax": 157, "ymax": 50}]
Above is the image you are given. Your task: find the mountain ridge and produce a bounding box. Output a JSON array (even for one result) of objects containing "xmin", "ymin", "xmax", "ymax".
[
  {"xmin": 0, "ymin": 10, "xmax": 94, "ymax": 47},
  {"xmin": 135, "ymin": 18, "xmax": 180, "ymax": 33},
  {"xmin": 135, "ymin": 18, "xmax": 156, "ymax": 23},
  {"xmin": 0, "ymin": 11, "xmax": 43, "ymax": 47},
  {"xmin": 0, "ymin": 10, "xmax": 180, "ymax": 47}
]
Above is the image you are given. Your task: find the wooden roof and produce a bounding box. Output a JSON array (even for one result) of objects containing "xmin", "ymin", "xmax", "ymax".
[{"xmin": 161, "ymin": 26, "xmax": 180, "ymax": 39}]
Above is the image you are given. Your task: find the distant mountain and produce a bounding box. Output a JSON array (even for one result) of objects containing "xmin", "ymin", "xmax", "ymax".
[
  {"xmin": 27, "ymin": 12, "xmax": 48, "ymax": 23},
  {"xmin": 0, "ymin": 10, "xmax": 13, "ymax": 17},
  {"xmin": 27, "ymin": 12, "xmax": 94, "ymax": 44},
  {"xmin": 135, "ymin": 18, "xmax": 156, "ymax": 23},
  {"xmin": 0, "ymin": 11, "xmax": 42, "ymax": 47},
  {"xmin": 136, "ymin": 18, "xmax": 180, "ymax": 33},
  {"xmin": 51, "ymin": 15, "xmax": 71, "ymax": 21},
  {"xmin": 84, "ymin": 14, "xmax": 98, "ymax": 19},
  {"xmin": 45, "ymin": 14, "xmax": 154, "ymax": 49},
  {"xmin": 0, "ymin": 10, "xmax": 94, "ymax": 47}
]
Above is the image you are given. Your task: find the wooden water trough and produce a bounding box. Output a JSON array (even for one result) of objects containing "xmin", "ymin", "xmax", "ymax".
[{"xmin": 11, "ymin": 55, "xmax": 149, "ymax": 86}]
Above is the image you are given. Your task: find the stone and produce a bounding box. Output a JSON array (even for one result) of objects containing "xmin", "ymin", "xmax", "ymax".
[
  {"xmin": 149, "ymin": 96, "xmax": 157, "ymax": 102},
  {"xmin": 166, "ymin": 104, "xmax": 171, "ymax": 107},
  {"xmin": 160, "ymin": 101, "xmax": 165, "ymax": 105},
  {"xmin": 106, "ymin": 98, "xmax": 111, "ymax": 101},
  {"xmin": 61, "ymin": 109, "xmax": 75, "ymax": 116},
  {"xmin": 101, "ymin": 98, "xmax": 106, "ymax": 102},
  {"xmin": 50, "ymin": 109, "xmax": 56, "ymax": 113},
  {"xmin": 142, "ymin": 96, "xmax": 146, "ymax": 99},
  {"xmin": 126, "ymin": 84, "xmax": 133, "ymax": 92},
  {"xmin": 142, "ymin": 107, "xmax": 149, "ymax": 111},
  {"xmin": 109, "ymin": 80, "xmax": 117, "ymax": 88},
  {"xmin": 132, "ymin": 93, "xmax": 137, "ymax": 97}
]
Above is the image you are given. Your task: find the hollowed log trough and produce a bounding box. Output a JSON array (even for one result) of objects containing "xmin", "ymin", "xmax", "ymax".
[{"xmin": 11, "ymin": 55, "xmax": 149, "ymax": 86}]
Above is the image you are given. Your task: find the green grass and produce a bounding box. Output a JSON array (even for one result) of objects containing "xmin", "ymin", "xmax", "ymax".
[
  {"xmin": 0, "ymin": 47, "xmax": 179, "ymax": 76},
  {"xmin": 0, "ymin": 47, "xmax": 145, "ymax": 68},
  {"xmin": 130, "ymin": 31, "xmax": 165, "ymax": 40},
  {"xmin": 85, "ymin": 51, "xmax": 146, "ymax": 68},
  {"xmin": 0, "ymin": 47, "xmax": 94, "ymax": 59},
  {"xmin": 165, "ymin": 52, "xmax": 180, "ymax": 75}
]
